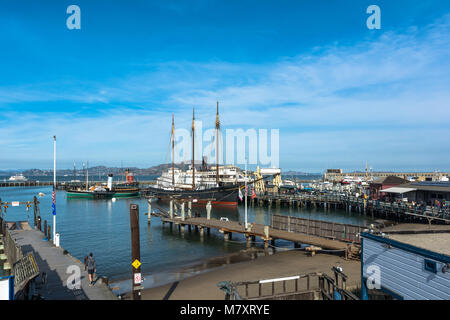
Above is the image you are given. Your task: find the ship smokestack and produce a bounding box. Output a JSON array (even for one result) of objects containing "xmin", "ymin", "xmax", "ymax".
[{"xmin": 107, "ymin": 174, "xmax": 113, "ymax": 190}]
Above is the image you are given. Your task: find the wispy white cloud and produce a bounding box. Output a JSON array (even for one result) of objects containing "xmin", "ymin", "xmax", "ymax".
[{"xmin": 1, "ymin": 15, "xmax": 450, "ymax": 170}]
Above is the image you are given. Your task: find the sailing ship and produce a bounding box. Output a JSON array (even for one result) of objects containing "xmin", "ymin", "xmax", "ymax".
[{"xmin": 146, "ymin": 102, "xmax": 242, "ymax": 206}]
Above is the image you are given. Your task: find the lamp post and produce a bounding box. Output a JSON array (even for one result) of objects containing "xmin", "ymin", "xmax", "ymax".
[{"xmin": 53, "ymin": 135, "xmax": 56, "ymax": 245}]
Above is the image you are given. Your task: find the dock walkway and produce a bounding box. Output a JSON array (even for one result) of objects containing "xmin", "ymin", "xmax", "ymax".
[{"xmin": 10, "ymin": 228, "xmax": 116, "ymax": 300}]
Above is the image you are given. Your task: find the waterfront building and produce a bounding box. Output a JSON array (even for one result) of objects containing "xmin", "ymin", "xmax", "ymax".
[
  {"xmin": 380, "ymin": 181, "xmax": 450, "ymax": 203},
  {"xmin": 361, "ymin": 232, "xmax": 450, "ymax": 300},
  {"xmin": 369, "ymin": 176, "xmax": 408, "ymax": 200}
]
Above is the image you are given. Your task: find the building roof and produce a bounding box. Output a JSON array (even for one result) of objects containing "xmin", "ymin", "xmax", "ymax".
[
  {"xmin": 379, "ymin": 187, "xmax": 417, "ymax": 194},
  {"xmin": 388, "ymin": 233, "xmax": 450, "ymax": 256},
  {"xmin": 362, "ymin": 232, "xmax": 450, "ymax": 261},
  {"xmin": 371, "ymin": 176, "xmax": 408, "ymax": 185}
]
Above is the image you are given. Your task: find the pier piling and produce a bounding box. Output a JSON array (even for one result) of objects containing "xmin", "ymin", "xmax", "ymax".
[{"xmin": 129, "ymin": 204, "xmax": 142, "ymax": 300}]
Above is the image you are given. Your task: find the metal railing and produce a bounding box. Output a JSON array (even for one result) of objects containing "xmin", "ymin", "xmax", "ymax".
[
  {"xmin": 218, "ymin": 270, "xmax": 358, "ymax": 300},
  {"xmin": 2, "ymin": 228, "xmax": 24, "ymax": 267}
]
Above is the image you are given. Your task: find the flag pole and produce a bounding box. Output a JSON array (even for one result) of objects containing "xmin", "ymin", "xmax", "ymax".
[
  {"xmin": 53, "ymin": 135, "xmax": 56, "ymax": 245},
  {"xmin": 244, "ymin": 158, "xmax": 247, "ymax": 230}
]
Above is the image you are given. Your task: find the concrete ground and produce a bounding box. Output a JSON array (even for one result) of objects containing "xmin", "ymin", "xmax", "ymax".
[{"xmin": 128, "ymin": 250, "xmax": 361, "ymax": 300}]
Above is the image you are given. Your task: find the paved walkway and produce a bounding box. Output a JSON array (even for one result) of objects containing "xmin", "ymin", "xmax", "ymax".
[{"xmin": 10, "ymin": 228, "xmax": 117, "ymax": 300}]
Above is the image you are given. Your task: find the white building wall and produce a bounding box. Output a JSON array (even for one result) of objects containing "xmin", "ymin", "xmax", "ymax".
[{"xmin": 363, "ymin": 237, "xmax": 450, "ymax": 300}]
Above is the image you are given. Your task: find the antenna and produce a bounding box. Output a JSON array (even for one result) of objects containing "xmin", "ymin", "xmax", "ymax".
[{"xmin": 216, "ymin": 101, "xmax": 220, "ymax": 186}]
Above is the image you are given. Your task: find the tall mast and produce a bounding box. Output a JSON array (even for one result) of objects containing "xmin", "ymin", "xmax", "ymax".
[
  {"xmin": 192, "ymin": 107, "xmax": 195, "ymax": 189},
  {"xmin": 215, "ymin": 101, "xmax": 220, "ymax": 186},
  {"xmin": 172, "ymin": 113, "xmax": 175, "ymax": 187},
  {"xmin": 86, "ymin": 160, "xmax": 89, "ymax": 190},
  {"xmin": 53, "ymin": 136, "xmax": 57, "ymax": 245}
]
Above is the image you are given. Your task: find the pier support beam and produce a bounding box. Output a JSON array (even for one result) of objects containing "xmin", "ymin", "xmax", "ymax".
[
  {"xmin": 206, "ymin": 201, "xmax": 212, "ymax": 220},
  {"xmin": 188, "ymin": 201, "xmax": 192, "ymax": 218},
  {"xmin": 169, "ymin": 200, "xmax": 173, "ymax": 219},
  {"xmin": 181, "ymin": 202, "xmax": 185, "ymax": 222},
  {"xmin": 200, "ymin": 227, "xmax": 204, "ymax": 237},
  {"xmin": 246, "ymin": 235, "xmax": 252, "ymax": 247}
]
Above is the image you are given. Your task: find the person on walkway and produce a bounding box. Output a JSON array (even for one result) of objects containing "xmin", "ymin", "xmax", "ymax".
[{"xmin": 87, "ymin": 253, "xmax": 96, "ymax": 286}]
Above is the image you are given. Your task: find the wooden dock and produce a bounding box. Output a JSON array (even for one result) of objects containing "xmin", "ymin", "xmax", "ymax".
[{"xmin": 155, "ymin": 215, "xmax": 351, "ymax": 252}]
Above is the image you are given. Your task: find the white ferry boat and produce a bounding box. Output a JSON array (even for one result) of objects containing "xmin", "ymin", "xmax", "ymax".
[{"xmin": 8, "ymin": 174, "xmax": 28, "ymax": 182}]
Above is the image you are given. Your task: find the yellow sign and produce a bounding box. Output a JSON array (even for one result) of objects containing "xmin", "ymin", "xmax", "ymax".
[{"xmin": 132, "ymin": 259, "xmax": 141, "ymax": 269}]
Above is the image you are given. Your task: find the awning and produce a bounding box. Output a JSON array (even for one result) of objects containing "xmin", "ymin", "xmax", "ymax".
[{"xmin": 379, "ymin": 187, "xmax": 417, "ymax": 194}]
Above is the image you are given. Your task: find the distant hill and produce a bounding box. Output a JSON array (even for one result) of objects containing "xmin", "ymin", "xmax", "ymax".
[
  {"xmin": 0, "ymin": 163, "xmax": 203, "ymax": 177},
  {"xmin": 0, "ymin": 165, "xmax": 322, "ymax": 177}
]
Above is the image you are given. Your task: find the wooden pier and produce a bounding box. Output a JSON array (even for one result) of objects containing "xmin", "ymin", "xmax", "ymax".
[
  {"xmin": 147, "ymin": 197, "xmax": 360, "ymax": 259},
  {"xmin": 250, "ymin": 193, "xmax": 450, "ymax": 224},
  {"xmin": 1, "ymin": 222, "xmax": 117, "ymax": 300}
]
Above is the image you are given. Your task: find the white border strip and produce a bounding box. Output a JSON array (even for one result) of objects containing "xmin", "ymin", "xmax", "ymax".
[{"xmin": 259, "ymin": 275, "xmax": 300, "ymax": 284}]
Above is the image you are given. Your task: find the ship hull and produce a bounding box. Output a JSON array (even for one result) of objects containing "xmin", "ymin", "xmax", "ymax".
[
  {"xmin": 144, "ymin": 185, "xmax": 239, "ymax": 206},
  {"xmin": 66, "ymin": 190, "xmax": 115, "ymax": 199}
]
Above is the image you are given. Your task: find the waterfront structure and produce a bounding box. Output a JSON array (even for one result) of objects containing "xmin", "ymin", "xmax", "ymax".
[
  {"xmin": 380, "ymin": 181, "xmax": 450, "ymax": 203},
  {"xmin": 369, "ymin": 176, "xmax": 408, "ymax": 200},
  {"xmin": 361, "ymin": 232, "xmax": 450, "ymax": 300},
  {"xmin": 325, "ymin": 170, "xmax": 450, "ymax": 183}
]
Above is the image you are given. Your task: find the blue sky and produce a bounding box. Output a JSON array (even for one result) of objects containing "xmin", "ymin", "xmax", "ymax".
[{"xmin": 0, "ymin": 0, "xmax": 449, "ymax": 172}]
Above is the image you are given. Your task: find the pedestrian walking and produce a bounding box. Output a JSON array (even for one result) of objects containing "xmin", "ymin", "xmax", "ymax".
[{"xmin": 87, "ymin": 253, "xmax": 96, "ymax": 286}]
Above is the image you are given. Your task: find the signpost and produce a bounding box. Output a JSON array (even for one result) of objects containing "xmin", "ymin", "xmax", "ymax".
[{"xmin": 129, "ymin": 204, "xmax": 142, "ymax": 300}]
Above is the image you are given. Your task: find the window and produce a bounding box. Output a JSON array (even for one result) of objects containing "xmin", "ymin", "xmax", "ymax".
[{"xmin": 424, "ymin": 259, "xmax": 437, "ymax": 273}]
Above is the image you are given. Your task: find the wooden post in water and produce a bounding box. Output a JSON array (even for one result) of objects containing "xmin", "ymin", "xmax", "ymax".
[
  {"xmin": 129, "ymin": 204, "xmax": 141, "ymax": 300},
  {"xmin": 169, "ymin": 200, "xmax": 173, "ymax": 219},
  {"xmin": 47, "ymin": 225, "xmax": 51, "ymax": 242},
  {"xmin": 33, "ymin": 196, "xmax": 38, "ymax": 229},
  {"xmin": 147, "ymin": 199, "xmax": 151, "ymax": 225}
]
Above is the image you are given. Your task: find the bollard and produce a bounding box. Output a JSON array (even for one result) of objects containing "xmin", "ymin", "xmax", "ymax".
[
  {"xmin": 44, "ymin": 220, "xmax": 47, "ymax": 237},
  {"xmin": 47, "ymin": 226, "xmax": 51, "ymax": 241},
  {"xmin": 38, "ymin": 216, "xmax": 42, "ymax": 231}
]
